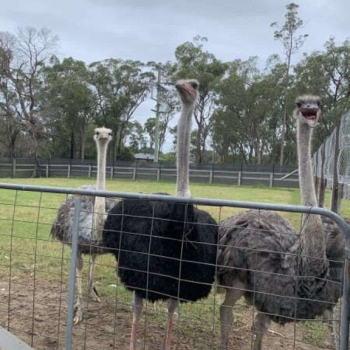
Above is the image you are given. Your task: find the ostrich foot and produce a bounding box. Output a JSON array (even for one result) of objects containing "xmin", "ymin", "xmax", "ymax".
[
  {"xmin": 89, "ymin": 286, "xmax": 101, "ymax": 303},
  {"xmin": 74, "ymin": 299, "xmax": 83, "ymax": 324}
]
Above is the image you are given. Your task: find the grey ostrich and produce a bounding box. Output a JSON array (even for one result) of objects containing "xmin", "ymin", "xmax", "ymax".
[
  {"xmin": 218, "ymin": 95, "xmax": 345, "ymax": 349},
  {"xmin": 103, "ymin": 79, "xmax": 218, "ymax": 350},
  {"xmin": 51, "ymin": 127, "xmax": 115, "ymax": 324}
]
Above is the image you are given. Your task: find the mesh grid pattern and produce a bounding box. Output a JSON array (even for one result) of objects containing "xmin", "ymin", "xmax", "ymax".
[
  {"xmin": 0, "ymin": 185, "xmax": 349, "ymax": 350},
  {"xmin": 314, "ymin": 110, "xmax": 350, "ymax": 199}
]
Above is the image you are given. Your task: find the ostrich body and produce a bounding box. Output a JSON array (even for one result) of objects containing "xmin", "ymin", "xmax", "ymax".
[
  {"xmin": 51, "ymin": 127, "xmax": 115, "ymax": 324},
  {"xmin": 218, "ymin": 96, "xmax": 345, "ymax": 349},
  {"xmin": 103, "ymin": 79, "xmax": 218, "ymax": 350}
]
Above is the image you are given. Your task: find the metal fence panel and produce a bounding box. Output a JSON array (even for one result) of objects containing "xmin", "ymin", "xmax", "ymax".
[
  {"xmin": 0, "ymin": 183, "xmax": 349, "ymax": 350},
  {"xmin": 314, "ymin": 109, "xmax": 350, "ymax": 200}
]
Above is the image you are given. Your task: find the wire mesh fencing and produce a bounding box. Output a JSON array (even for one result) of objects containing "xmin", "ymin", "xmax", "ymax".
[
  {"xmin": 314, "ymin": 109, "xmax": 350, "ymax": 200},
  {"xmin": 0, "ymin": 183, "xmax": 349, "ymax": 350}
]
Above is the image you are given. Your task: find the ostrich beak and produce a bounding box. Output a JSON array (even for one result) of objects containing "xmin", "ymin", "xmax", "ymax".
[
  {"xmin": 300, "ymin": 107, "xmax": 319, "ymax": 127},
  {"xmin": 175, "ymin": 82, "xmax": 195, "ymax": 95}
]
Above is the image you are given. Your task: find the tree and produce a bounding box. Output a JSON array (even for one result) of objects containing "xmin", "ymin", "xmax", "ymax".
[
  {"xmin": 271, "ymin": 3, "xmax": 308, "ymax": 164},
  {"xmin": 89, "ymin": 59, "xmax": 155, "ymax": 161},
  {"xmin": 173, "ymin": 36, "xmax": 228, "ymax": 163},
  {"xmin": 42, "ymin": 56, "xmax": 95, "ymax": 159},
  {"xmin": 212, "ymin": 58, "xmax": 286, "ymax": 164},
  {"xmin": 0, "ymin": 27, "xmax": 58, "ymax": 175}
]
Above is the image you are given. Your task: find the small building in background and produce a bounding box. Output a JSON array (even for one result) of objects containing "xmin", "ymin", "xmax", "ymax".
[{"xmin": 134, "ymin": 153, "xmax": 155, "ymax": 163}]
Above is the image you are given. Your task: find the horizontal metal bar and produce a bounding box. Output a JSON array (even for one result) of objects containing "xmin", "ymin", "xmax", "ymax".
[{"xmin": 0, "ymin": 182, "xmax": 349, "ymax": 238}]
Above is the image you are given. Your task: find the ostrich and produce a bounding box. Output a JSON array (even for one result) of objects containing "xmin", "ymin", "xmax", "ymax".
[
  {"xmin": 218, "ymin": 95, "xmax": 345, "ymax": 349},
  {"xmin": 103, "ymin": 79, "xmax": 218, "ymax": 350},
  {"xmin": 51, "ymin": 127, "xmax": 115, "ymax": 324}
]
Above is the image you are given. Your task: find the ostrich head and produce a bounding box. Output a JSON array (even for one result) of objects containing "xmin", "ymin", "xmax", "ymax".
[
  {"xmin": 175, "ymin": 79, "xmax": 199, "ymax": 105},
  {"xmin": 294, "ymin": 95, "xmax": 322, "ymax": 127},
  {"xmin": 93, "ymin": 127, "xmax": 113, "ymax": 145}
]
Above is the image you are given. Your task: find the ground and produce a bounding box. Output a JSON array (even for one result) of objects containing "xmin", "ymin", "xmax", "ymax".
[{"xmin": 0, "ymin": 271, "xmax": 337, "ymax": 349}]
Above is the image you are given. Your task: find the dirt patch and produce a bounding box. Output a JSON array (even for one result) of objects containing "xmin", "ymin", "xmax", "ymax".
[{"xmin": 0, "ymin": 274, "xmax": 337, "ymax": 350}]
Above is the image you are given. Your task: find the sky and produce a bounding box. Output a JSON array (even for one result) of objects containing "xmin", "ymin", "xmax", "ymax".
[{"xmin": 1, "ymin": 0, "xmax": 350, "ymax": 152}]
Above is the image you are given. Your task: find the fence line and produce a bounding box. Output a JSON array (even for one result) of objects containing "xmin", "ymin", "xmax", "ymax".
[
  {"xmin": 313, "ymin": 109, "xmax": 350, "ymax": 202},
  {"xmin": 0, "ymin": 158, "xmax": 299, "ymax": 188}
]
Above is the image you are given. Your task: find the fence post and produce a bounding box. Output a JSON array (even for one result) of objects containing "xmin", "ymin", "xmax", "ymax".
[
  {"xmin": 238, "ymin": 171, "xmax": 242, "ymax": 186},
  {"xmin": 110, "ymin": 166, "xmax": 114, "ymax": 179},
  {"xmin": 12, "ymin": 158, "xmax": 16, "ymax": 178},
  {"xmin": 88, "ymin": 161, "xmax": 92, "ymax": 178},
  {"xmin": 48, "ymin": 158, "xmax": 50, "ymax": 178},
  {"xmin": 269, "ymin": 173, "xmax": 273, "ymax": 187},
  {"xmin": 67, "ymin": 165, "xmax": 71, "ymax": 178},
  {"xmin": 45, "ymin": 165, "xmax": 49, "ymax": 178},
  {"xmin": 65, "ymin": 195, "xmax": 81, "ymax": 350},
  {"xmin": 340, "ymin": 248, "xmax": 350, "ymax": 350}
]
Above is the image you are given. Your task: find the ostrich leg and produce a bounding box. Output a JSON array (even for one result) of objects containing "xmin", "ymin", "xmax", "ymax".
[
  {"xmin": 74, "ymin": 253, "xmax": 84, "ymax": 324},
  {"xmin": 162, "ymin": 298, "xmax": 179, "ymax": 350},
  {"xmin": 252, "ymin": 312, "xmax": 271, "ymax": 350},
  {"xmin": 88, "ymin": 253, "xmax": 101, "ymax": 302},
  {"xmin": 129, "ymin": 292, "xmax": 143, "ymax": 350},
  {"xmin": 220, "ymin": 282, "xmax": 245, "ymax": 349}
]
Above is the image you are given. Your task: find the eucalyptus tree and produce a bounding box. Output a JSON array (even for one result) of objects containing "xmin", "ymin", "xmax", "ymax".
[
  {"xmin": 271, "ymin": 3, "xmax": 308, "ymax": 164},
  {"xmin": 41, "ymin": 56, "xmax": 95, "ymax": 159},
  {"xmin": 172, "ymin": 36, "xmax": 228, "ymax": 163},
  {"xmin": 89, "ymin": 59, "xmax": 155, "ymax": 160},
  {"xmin": 0, "ymin": 27, "xmax": 58, "ymax": 174}
]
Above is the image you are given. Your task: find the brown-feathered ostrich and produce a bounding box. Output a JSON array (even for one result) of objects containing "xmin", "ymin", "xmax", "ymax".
[
  {"xmin": 218, "ymin": 95, "xmax": 345, "ymax": 349},
  {"xmin": 103, "ymin": 79, "xmax": 218, "ymax": 350},
  {"xmin": 51, "ymin": 127, "xmax": 116, "ymax": 324}
]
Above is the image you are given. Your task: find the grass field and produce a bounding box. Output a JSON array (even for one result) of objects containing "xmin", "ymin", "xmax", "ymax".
[{"xmin": 0, "ymin": 177, "xmax": 348, "ymax": 349}]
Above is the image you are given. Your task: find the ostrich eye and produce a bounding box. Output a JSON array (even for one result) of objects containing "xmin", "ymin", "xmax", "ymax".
[
  {"xmin": 296, "ymin": 102, "xmax": 302, "ymax": 108},
  {"xmin": 190, "ymin": 82, "xmax": 198, "ymax": 89},
  {"xmin": 109, "ymin": 132, "xmax": 112, "ymax": 136},
  {"xmin": 96, "ymin": 132, "xmax": 99, "ymax": 135}
]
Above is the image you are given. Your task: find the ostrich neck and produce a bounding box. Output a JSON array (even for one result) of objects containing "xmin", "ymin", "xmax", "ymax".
[
  {"xmin": 94, "ymin": 141, "xmax": 108, "ymax": 240},
  {"xmin": 297, "ymin": 120, "xmax": 327, "ymax": 270},
  {"xmin": 176, "ymin": 103, "xmax": 194, "ymax": 197},
  {"xmin": 297, "ymin": 122, "xmax": 317, "ymax": 207}
]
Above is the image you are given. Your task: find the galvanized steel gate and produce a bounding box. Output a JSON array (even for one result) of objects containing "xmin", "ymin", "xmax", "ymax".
[{"xmin": 0, "ymin": 183, "xmax": 349, "ymax": 350}]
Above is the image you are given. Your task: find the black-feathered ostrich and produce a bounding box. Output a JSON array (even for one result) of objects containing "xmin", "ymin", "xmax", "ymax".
[
  {"xmin": 103, "ymin": 79, "xmax": 218, "ymax": 350},
  {"xmin": 218, "ymin": 95, "xmax": 345, "ymax": 349},
  {"xmin": 51, "ymin": 127, "xmax": 116, "ymax": 324}
]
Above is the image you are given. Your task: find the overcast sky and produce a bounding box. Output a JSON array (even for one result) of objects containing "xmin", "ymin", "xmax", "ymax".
[{"xmin": 1, "ymin": 0, "xmax": 350, "ymax": 152}]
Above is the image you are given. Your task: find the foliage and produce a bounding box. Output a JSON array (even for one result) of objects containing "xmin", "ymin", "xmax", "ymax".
[
  {"xmin": 1, "ymin": 15, "xmax": 350, "ymax": 166},
  {"xmin": 271, "ymin": 3, "xmax": 308, "ymax": 165}
]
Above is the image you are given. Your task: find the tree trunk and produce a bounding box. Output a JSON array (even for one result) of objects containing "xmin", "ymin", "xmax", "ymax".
[
  {"xmin": 70, "ymin": 131, "xmax": 75, "ymax": 159},
  {"xmin": 279, "ymin": 108, "xmax": 287, "ymax": 165},
  {"xmin": 279, "ymin": 54, "xmax": 291, "ymax": 166},
  {"xmin": 116, "ymin": 123, "xmax": 126, "ymax": 158},
  {"xmin": 80, "ymin": 132, "xmax": 86, "ymax": 160}
]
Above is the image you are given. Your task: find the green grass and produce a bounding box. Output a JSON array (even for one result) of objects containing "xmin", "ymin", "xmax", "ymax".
[
  {"xmin": 300, "ymin": 320, "xmax": 329, "ymax": 346},
  {"xmin": 0, "ymin": 177, "xmax": 348, "ymax": 346}
]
